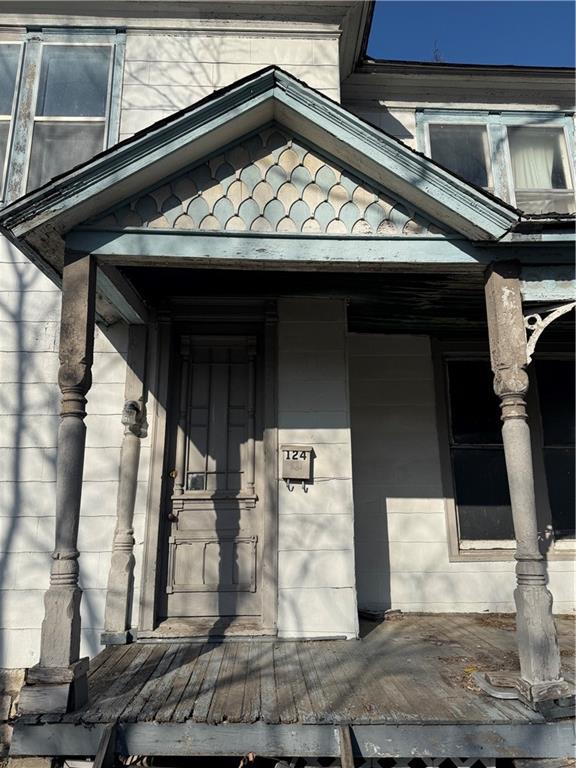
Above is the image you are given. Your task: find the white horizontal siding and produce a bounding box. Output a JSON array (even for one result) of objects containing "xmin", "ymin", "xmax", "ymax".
[
  {"xmin": 349, "ymin": 333, "xmax": 575, "ymax": 615},
  {"xmin": 119, "ymin": 31, "xmax": 340, "ymax": 140},
  {"xmin": 0, "ymin": 236, "xmax": 149, "ymax": 667},
  {"xmin": 276, "ymin": 298, "xmax": 358, "ymax": 639}
]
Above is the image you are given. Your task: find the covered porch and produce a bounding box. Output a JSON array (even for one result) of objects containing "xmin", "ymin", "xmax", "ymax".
[
  {"xmin": 0, "ymin": 67, "xmax": 574, "ymax": 761},
  {"xmin": 12, "ymin": 614, "xmax": 575, "ymax": 760}
]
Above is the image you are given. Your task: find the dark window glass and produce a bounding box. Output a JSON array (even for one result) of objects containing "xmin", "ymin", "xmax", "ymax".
[
  {"xmin": 535, "ymin": 360, "xmax": 575, "ymax": 445},
  {"xmin": 535, "ymin": 360, "xmax": 575, "ymax": 539},
  {"xmin": 429, "ymin": 124, "xmax": 491, "ymax": 189},
  {"xmin": 544, "ymin": 448, "xmax": 575, "ymax": 539},
  {"xmin": 447, "ymin": 361, "xmax": 502, "ymax": 444},
  {"xmin": 453, "ymin": 449, "xmax": 514, "ymax": 540},
  {"xmin": 447, "ymin": 359, "xmax": 512, "ymax": 542},
  {"xmin": 36, "ymin": 45, "xmax": 111, "ymax": 117},
  {"xmin": 447, "ymin": 358, "xmax": 575, "ymax": 543}
]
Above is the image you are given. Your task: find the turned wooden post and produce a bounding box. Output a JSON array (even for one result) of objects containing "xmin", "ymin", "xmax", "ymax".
[
  {"xmin": 19, "ymin": 253, "xmax": 96, "ymax": 714},
  {"xmin": 485, "ymin": 262, "xmax": 563, "ymax": 691},
  {"xmin": 102, "ymin": 326, "xmax": 147, "ymax": 644}
]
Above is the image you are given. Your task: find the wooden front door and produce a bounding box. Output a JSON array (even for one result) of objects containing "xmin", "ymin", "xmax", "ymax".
[{"xmin": 163, "ymin": 334, "xmax": 265, "ymax": 626}]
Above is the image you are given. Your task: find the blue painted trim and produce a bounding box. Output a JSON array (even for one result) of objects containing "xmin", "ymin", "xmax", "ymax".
[
  {"xmin": 65, "ymin": 228, "xmax": 575, "ymax": 267},
  {"xmin": 416, "ymin": 109, "xmax": 576, "ymax": 209},
  {"xmin": 67, "ymin": 228, "xmax": 481, "ymax": 265},
  {"xmin": 107, "ymin": 30, "xmax": 126, "ymax": 148},
  {"xmin": 5, "ymin": 73, "xmax": 277, "ymax": 235},
  {"xmin": 1, "ymin": 69, "xmax": 519, "ymax": 244},
  {"xmin": 4, "ymin": 34, "xmax": 42, "ymax": 202},
  {"xmin": 91, "ymin": 119, "xmax": 454, "ymax": 236},
  {"xmin": 520, "ymin": 265, "xmax": 576, "ymax": 302},
  {"xmin": 273, "ymin": 74, "xmax": 518, "ymax": 239},
  {"xmin": 417, "ymin": 109, "xmax": 575, "ymax": 126},
  {"xmin": 96, "ymin": 264, "xmax": 148, "ymax": 324}
]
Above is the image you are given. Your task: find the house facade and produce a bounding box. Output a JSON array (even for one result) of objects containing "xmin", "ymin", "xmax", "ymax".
[{"xmin": 0, "ymin": 1, "xmax": 574, "ymax": 756}]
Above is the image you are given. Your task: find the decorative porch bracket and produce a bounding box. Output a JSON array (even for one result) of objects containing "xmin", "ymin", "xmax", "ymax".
[
  {"xmin": 524, "ymin": 301, "xmax": 576, "ymax": 364},
  {"xmin": 19, "ymin": 253, "xmax": 97, "ymax": 715},
  {"xmin": 483, "ymin": 261, "xmax": 573, "ymax": 710},
  {"xmin": 102, "ymin": 325, "xmax": 148, "ymax": 645}
]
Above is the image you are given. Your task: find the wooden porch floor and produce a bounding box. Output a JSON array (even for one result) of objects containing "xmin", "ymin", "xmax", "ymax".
[{"xmin": 39, "ymin": 614, "xmax": 575, "ymax": 727}]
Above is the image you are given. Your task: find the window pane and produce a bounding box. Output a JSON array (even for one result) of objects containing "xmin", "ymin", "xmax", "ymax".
[
  {"xmin": 535, "ymin": 360, "xmax": 575, "ymax": 446},
  {"xmin": 0, "ymin": 45, "xmax": 20, "ymax": 115},
  {"xmin": 508, "ymin": 126, "xmax": 571, "ymax": 191},
  {"xmin": 453, "ymin": 448, "xmax": 514, "ymax": 540},
  {"xmin": 0, "ymin": 122, "xmax": 9, "ymax": 181},
  {"xmin": 429, "ymin": 124, "xmax": 491, "ymax": 189},
  {"xmin": 447, "ymin": 360, "xmax": 502, "ymax": 444},
  {"xmin": 544, "ymin": 447, "xmax": 575, "ymax": 539},
  {"xmin": 27, "ymin": 122, "xmax": 105, "ymax": 189},
  {"xmin": 36, "ymin": 45, "xmax": 111, "ymax": 117},
  {"xmin": 514, "ymin": 190, "xmax": 576, "ymax": 215}
]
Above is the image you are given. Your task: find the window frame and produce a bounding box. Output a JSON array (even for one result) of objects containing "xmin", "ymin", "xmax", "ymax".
[
  {"xmin": 0, "ymin": 39, "xmax": 25, "ymax": 200},
  {"xmin": 432, "ymin": 340, "xmax": 575, "ymax": 562},
  {"xmin": 416, "ymin": 109, "xmax": 576, "ymax": 213},
  {"xmin": 2, "ymin": 27, "xmax": 125, "ymax": 204}
]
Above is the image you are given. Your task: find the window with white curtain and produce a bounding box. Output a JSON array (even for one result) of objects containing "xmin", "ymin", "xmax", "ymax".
[
  {"xmin": 508, "ymin": 126, "xmax": 574, "ymax": 214},
  {"xmin": 420, "ymin": 112, "xmax": 576, "ymax": 215}
]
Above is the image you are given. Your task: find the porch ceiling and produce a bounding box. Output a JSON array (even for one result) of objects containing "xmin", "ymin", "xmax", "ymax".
[{"xmin": 120, "ymin": 266, "xmax": 576, "ymax": 340}]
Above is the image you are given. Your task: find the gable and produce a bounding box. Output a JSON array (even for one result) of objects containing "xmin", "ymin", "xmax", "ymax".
[{"xmin": 89, "ymin": 126, "xmax": 446, "ymax": 238}]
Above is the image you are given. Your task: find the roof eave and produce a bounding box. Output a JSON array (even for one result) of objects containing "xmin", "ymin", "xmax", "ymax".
[{"xmin": 0, "ymin": 67, "xmax": 519, "ymax": 246}]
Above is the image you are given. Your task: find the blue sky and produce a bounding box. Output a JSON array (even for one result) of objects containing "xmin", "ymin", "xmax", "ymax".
[{"xmin": 367, "ymin": 1, "xmax": 576, "ymax": 67}]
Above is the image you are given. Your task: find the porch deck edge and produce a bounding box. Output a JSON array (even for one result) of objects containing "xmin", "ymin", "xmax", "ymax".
[{"xmin": 10, "ymin": 721, "xmax": 575, "ymax": 759}]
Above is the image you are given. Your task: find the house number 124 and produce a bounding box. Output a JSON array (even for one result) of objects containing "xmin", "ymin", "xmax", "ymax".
[{"xmin": 285, "ymin": 450, "xmax": 307, "ymax": 460}]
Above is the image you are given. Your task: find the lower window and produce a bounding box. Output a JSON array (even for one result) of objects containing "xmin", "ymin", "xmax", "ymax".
[{"xmin": 445, "ymin": 358, "xmax": 575, "ymax": 549}]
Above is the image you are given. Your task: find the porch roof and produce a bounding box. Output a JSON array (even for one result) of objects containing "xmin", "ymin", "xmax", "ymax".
[{"xmin": 0, "ymin": 68, "xmax": 525, "ymax": 279}]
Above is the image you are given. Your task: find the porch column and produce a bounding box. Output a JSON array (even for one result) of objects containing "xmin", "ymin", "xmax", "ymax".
[
  {"xmin": 20, "ymin": 253, "xmax": 96, "ymax": 714},
  {"xmin": 102, "ymin": 326, "xmax": 148, "ymax": 644},
  {"xmin": 484, "ymin": 262, "xmax": 563, "ymax": 699}
]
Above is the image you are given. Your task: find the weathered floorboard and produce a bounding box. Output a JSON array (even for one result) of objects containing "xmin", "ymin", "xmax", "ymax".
[{"xmin": 34, "ymin": 615, "xmax": 574, "ymax": 731}]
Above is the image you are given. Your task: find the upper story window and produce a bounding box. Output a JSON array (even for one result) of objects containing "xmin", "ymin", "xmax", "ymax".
[
  {"xmin": 1, "ymin": 29, "xmax": 124, "ymax": 203},
  {"xmin": 507, "ymin": 126, "xmax": 574, "ymax": 214},
  {"xmin": 428, "ymin": 124, "xmax": 493, "ymax": 192},
  {"xmin": 418, "ymin": 111, "xmax": 576, "ymax": 215}
]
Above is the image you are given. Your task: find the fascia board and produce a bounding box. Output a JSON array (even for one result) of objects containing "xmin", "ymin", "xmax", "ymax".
[
  {"xmin": 272, "ymin": 75, "xmax": 519, "ymax": 240},
  {"xmin": 1, "ymin": 67, "xmax": 518, "ymax": 244},
  {"xmin": 2, "ymin": 69, "xmax": 278, "ymax": 236}
]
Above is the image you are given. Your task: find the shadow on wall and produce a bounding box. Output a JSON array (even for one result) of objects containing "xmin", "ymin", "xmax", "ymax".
[
  {"xmin": 120, "ymin": 40, "xmax": 250, "ymax": 139},
  {"xmin": 0, "ymin": 238, "xmax": 132, "ymax": 668}
]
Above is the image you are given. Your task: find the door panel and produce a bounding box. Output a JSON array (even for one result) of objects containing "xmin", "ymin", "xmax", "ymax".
[{"xmin": 164, "ymin": 335, "xmax": 263, "ymax": 622}]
